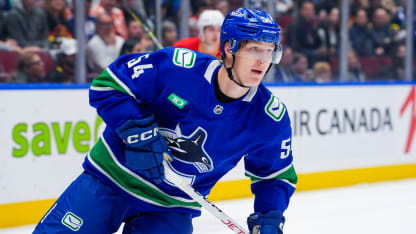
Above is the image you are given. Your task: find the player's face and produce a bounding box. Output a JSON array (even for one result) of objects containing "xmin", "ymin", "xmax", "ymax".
[
  {"xmin": 203, "ymin": 26, "xmax": 221, "ymax": 46},
  {"xmin": 233, "ymin": 41, "xmax": 275, "ymax": 86}
]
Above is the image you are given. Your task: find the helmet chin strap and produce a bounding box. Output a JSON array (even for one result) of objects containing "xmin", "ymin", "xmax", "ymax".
[{"xmin": 224, "ymin": 54, "xmax": 251, "ymax": 88}]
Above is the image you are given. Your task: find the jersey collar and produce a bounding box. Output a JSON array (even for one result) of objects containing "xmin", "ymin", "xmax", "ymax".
[{"xmin": 203, "ymin": 59, "xmax": 258, "ymax": 103}]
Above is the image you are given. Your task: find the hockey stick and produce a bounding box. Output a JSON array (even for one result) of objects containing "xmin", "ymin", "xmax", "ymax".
[
  {"xmin": 163, "ymin": 153, "xmax": 250, "ymax": 234},
  {"xmin": 127, "ymin": 9, "xmax": 164, "ymax": 50}
]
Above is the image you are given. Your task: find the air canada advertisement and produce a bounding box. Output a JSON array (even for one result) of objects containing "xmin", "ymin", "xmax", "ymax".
[
  {"xmin": 269, "ymin": 85, "xmax": 416, "ymax": 173},
  {"xmin": 0, "ymin": 85, "xmax": 415, "ymax": 204}
]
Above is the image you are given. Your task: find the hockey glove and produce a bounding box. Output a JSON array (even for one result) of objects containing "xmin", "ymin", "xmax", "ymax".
[
  {"xmin": 116, "ymin": 115, "xmax": 168, "ymax": 184},
  {"xmin": 247, "ymin": 210, "xmax": 285, "ymax": 234}
]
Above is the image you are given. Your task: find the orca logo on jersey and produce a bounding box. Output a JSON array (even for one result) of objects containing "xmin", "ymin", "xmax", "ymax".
[{"xmin": 159, "ymin": 124, "xmax": 213, "ymax": 173}]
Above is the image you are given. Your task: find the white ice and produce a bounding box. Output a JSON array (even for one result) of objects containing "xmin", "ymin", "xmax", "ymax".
[{"xmin": 2, "ymin": 178, "xmax": 416, "ymax": 234}]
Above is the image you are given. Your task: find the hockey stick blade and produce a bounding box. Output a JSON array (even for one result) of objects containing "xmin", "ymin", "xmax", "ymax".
[{"xmin": 162, "ymin": 154, "xmax": 250, "ymax": 234}]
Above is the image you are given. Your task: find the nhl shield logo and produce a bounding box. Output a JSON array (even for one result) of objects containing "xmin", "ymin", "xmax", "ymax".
[
  {"xmin": 213, "ymin": 105, "xmax": 223, "ymax": 114},
  {"xmin": 173, "ymin": 48, "xmax": 196, "ymax": 68}
]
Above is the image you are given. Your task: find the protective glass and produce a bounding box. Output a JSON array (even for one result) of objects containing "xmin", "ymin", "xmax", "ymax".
[
  {"xmin": 234, "ymin": 44, "xmax": 283, "ymax": 64},
  {"xmin": 234, "ymin": 43, "xmax": 283, "ymax": 64}
]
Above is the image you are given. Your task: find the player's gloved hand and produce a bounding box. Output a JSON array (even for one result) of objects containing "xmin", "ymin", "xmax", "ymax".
[
  {"xmin": 247, "ymin": 210, "xmax": 285, "ymax": 234},
  {"xmin": 116, "ymin": 115, "xmax": 167, "ymax": 184}
]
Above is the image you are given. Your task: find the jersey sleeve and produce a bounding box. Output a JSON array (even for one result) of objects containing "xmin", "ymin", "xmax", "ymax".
[
  {"xmin": 89, "ymin": 50, "xmax": 167, "ymax": 131},
  {"xmin": 244, "ymin": 107, "xmax": 297, "ymax": 214}
]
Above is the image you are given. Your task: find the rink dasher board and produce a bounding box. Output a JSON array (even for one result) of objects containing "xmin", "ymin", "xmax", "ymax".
[{"xmin": 0, "ymin": 83, "xmax": 416, "ymax": 228}]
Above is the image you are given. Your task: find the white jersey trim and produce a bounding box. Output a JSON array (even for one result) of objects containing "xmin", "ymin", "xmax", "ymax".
[
  {"xmin": 251, "ymin": 178, "xmax": 296, "ymax": 188},
  {"xmin": 90, "ymin": 86, "xmax": 115, "ymax": 91},
  {"xmin": 242, "ymin": 86, "xmax": 258, "ymax": 102},
  {"xmin": 246, "ymin": 162, "xmax": 296, "ymax": 188},
  {"xmin": 204, "ymin": 60, "xmax": 221, "ymax": 84},
  {"xmin": 106, "ymin": 67, "xmax": 136, "ymax": 99},
  {"xmin": 87, "ymin": 137, "xmax": 200, "ymax": 209}
]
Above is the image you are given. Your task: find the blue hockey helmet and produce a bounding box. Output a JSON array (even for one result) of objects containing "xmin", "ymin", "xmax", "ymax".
[{"xmin": 220, "ymin": 8, "xmax": 282, "ymax": 63}]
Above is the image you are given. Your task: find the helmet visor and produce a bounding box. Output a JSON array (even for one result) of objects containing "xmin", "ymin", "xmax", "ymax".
[{"xmin": 234, "ymin": 43, "xmax": 283, "ymax": 64}]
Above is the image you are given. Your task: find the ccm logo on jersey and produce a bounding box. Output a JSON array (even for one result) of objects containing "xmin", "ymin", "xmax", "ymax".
[{"xmin": 127, "ymin": 128, "xmax": 159, "ymax": 144}]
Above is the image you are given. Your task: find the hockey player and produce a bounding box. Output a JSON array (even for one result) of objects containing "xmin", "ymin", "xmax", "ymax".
[
  {"xmin": 173, "ymin": 9, "xmax": 224, "ymax": 58},
  {"xmin": 34, "ymin": 8, "xmax": 297, "ymax": 234}
]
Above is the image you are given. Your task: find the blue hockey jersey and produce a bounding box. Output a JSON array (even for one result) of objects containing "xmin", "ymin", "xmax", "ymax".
[{"xmin": 84, "ymin": 47, "xmax": 297, "ymax": 217}]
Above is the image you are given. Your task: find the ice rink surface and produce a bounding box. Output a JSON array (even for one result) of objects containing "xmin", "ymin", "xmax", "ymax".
[{"xmin": 2, "ymin": 178, "xmax": 416, "ymax": 234}]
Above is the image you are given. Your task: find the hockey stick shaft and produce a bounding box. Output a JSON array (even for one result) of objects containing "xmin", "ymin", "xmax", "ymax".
[
  {"xmin": 127, "ymin": 9, "xmax": 164, "ymax": 50},
  {"xmin": 162, "ymin": 154, "xmax": 249, "ymax": 234}
]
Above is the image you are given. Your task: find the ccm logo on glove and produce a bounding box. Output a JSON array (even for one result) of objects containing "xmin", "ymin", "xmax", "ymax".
[
  {"xmin": 116, "ymin": 115, "xmax": 168, "ymax": 184},
  {"xmin": 127, "ymin": 128, "xmax": 159, "ymax": 143}
]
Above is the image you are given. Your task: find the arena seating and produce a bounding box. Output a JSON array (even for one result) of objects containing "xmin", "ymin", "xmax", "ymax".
[{"xmin": 0, "ymin": 50, "xmax": 56, "ymax": 82}]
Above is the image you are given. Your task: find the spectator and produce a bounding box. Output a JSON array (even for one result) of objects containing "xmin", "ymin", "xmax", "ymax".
[
  {"xmin": 275, "ymin": 0, "xmax": 294, "ymax": 15},
  {"xmin": 315, "ymin": 0, "xmax": 338, "ymax": 15},
  {"xmin": 370, "ymin": 7, "xmax": 396, "ymax": 56},
  {"xmin": 227, "ymin": 0, "xmax": 243, "ymax": 10},
  {"xmin": 0, "ymin": 37, "xmax": 43, "ymax": 55},
  {"xmin": 287, "ymin": 1, "xmax": 324, "ymax": 66},
  {"xmin": 44, "ymin": 38, "xmax": 76, "ymax": 83},
  {"xmin": 361, "ymin": 0, "xmax": 371, "ymax": 16},
  {"xmin": 87, "ymin": 13, "xmax": 124, "ymax": 73},
  {"xmin": 213, "ymin": 0, "xmax": 229, "ymax": 17},
  {"xmin": 188, "ymin": 17, "xmax": 199, "ymax": 38},
  {"xmin": 0, "ymin": 38, "xmax": 21, "ymax": 51},
  {"xmin": 68, "ymin": 0, "xmax": 96, "ymax": 41},
  {"xmin": 161, "ymin": 0, "xmax": 181, "ymax": 24},
  {"xmin": 291, "ymin": 53, "xmax": 312, "ymax": 81},
  {"xmin": 345, "ymin": 49, "xmax": 365, "ymax": 81},
  {"xmin": 316, "ymin": 7, "xmax": 328, "ymax": 24},
  {"xmin": 317, "ymin": 7, "xmax": 340, "ymax": 59},
  {"xmin": 191, "ymin": 0, "xmax": 211, "ymax": 17},
  {"xmin": 174, "ymin": 9, "xmax": 224, "ymax": 58},
  {"xmin": 12, "ymin": 51, "xmax": 46, "ymax": 83},
  {"xmin": 349, "ymin": 8, "xmax": 374, "ymax": 57},
  {"xmin": 140, "ymin": 34, "xmax": 155, "ymax": 52},
  {"xmin": 90, "ymin": 0, "xmax": 128, "ymax": 39},
  {"xmin": 350, "ymin": 0, "xmax": 371, "ymax": 18},
  {"xmin": 272, "ymin": 47, "xmax": 301, "ymax": 82},
  {"xmin": 44, "ymin": 0, "xmax": 73, "ymax": 49},
  {"xmin": 126, "ymin": 20, "xmax": 143, "ymax": 40},
  {"xmin": 312, "ymin": 61, "xmax": 332, "ymax": 82},
  {"xmin": 119, "ymin": 38, "xmax": 142, "ymax": 55},
  {"xmin": 367, "ymin": 0, "xmax": 388, "ymax": 20},
  {"xmin": 391, "ymin": 0, "xmax": 406, "ymax": 30},
  {"xmin": 0, "ymin": 6, "xmax": 5, "ymax": 41},
  {"xmin": 381, "ymin": 0, "xmax": 397, "ymax": 18},
  {"xmin": 3, "ymin": 0, "xmax": 49, "ymax": 49},
  {"xmin": 376, "ymin": 44, "xmax": 414, "ymax": 80},
  {"xmin": 115, "ymin": 0, "xmax": 145, "ymax": 25},
  {"xmin": 390, "ymin": 0, "xmax": 412, "ymax": 44},
  {"xmin": 162, "ymin": 20, "xmax": 177, "ymax": 47}
]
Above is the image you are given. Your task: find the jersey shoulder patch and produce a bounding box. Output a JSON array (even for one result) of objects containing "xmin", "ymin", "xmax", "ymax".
[
  {"xmin": 172, "ymin": 48, "xmax": 197, "ymax": 68},
  {"xmin": 264, "ymin": 94, "xmax": 286, "ymax": 122}
]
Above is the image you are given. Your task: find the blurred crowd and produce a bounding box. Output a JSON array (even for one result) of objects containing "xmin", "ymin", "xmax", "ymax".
[{"xmin": 0, "ymin": 0, "xmax": 415, "ymax": 84}]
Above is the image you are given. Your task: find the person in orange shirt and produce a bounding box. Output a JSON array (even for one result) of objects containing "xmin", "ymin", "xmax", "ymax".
[
  {"xmin": 90, "ymin": 0, "xmax": 127, "ymax": 39},
  {"xmin": 174, "ymin": 9, "xmax": 224, "ymax": 58}
]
